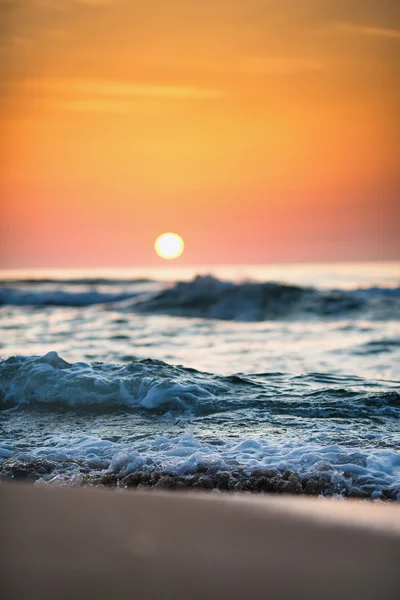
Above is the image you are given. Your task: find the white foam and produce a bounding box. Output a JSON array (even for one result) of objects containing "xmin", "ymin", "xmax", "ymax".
[{"xmin": 13, "ymin": 429, "xmax": 395, "ymax": 495}]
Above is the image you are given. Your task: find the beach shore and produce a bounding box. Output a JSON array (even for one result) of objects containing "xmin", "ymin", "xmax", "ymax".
[{"xmin": 2, "ymin": 483, "xmax": 399, "ymax": 599}]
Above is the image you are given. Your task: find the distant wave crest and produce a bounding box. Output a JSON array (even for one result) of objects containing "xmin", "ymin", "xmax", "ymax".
[
  {"xmin": 129, "ymin": 275, "xmax": 400, "ymax": 321},
  {"xmin": 1, "ymin": 275, "xmax": 399, "ymax": 317},
  {"xmin": 0, "ymin": 287, "xmax": 142, "ymax": 307}
]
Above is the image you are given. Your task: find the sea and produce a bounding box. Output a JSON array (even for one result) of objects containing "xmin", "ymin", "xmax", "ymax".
[{"xmin": 0, "ymin": 262, "xmax": 399, "ymax": 500}]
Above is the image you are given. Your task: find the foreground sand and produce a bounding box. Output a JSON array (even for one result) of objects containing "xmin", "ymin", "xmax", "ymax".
[{"xmin": 1, "ymin": 484, "xmax": 399, "ymax": 599}]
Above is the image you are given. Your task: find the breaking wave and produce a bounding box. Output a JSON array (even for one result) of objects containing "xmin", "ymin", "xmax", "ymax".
[
  {"xmin": 1, "ymin": 352, "xmax": 399, "ymax": 499},
  {"xmin": 1, "ymin": 352, "xmax": 399, "ymax": 418}
]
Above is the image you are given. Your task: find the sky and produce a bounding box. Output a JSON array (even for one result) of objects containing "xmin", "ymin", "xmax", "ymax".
[{"xmin": 0, "ymin": 0, "xmax": 399, "ymax": 267}]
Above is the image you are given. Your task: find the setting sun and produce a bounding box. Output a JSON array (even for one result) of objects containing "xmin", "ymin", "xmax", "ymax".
[{"xmin": 154, "ymin": 233, "xmax": 184, "ymax": 260}]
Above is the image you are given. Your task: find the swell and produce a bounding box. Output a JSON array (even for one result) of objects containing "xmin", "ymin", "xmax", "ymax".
[
  {"xmin": 1, "ymin": 352, "xmax": 398, "ymax": 419},
  {"xmin": 129, "ymin": 276, "xmax": 400, "ymax": 321},
  {"xmin": 1, "ymin": 277, "xmax": 153, "ymax": 286},
  {"xmin": 352, "ymin": 338, "xmax": 400, "ymax": 355},
  {"xmin": 1, "ymin": 276, "xmax": 399, "ymax": 319},
  {"xmin": 0, "ymin": 287, "xmax": 143, "ymax": 307}
]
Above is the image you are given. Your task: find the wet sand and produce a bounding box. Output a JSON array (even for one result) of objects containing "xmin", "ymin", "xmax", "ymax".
[{"xmin": 1, "ymin": 483, "xmax": 399, "ymax": 599}]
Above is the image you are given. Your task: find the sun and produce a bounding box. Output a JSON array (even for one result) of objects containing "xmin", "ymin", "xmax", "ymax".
[{"xmin": 154, "ymin": 232, "xmax": 184, "ymax": 260}]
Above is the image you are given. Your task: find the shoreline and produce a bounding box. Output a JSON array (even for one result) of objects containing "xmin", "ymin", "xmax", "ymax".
[{"xmin": 2, "ymin": 458, "xmax": 399, "ymax": 500}]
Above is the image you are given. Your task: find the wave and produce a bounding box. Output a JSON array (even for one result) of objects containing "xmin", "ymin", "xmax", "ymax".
[
  {"xmin": 128, "ymin": 276, "xmax": 400, "ymax": 321},
  {"xmin": 352, "ymin": 338, "xmax": 400, "ymax": 355},
  {"xmin": 1, "ymin": 276, "xmax": 399, "ymax": 318},
  {"xmin": 1, "ymin": 353, "xmax": 399, "ymax": 498},
  {"xmin": 0, "ymin": 287, "xmax": 144, "ymax": 307},
  {"xmin": 0, "ymin": 277, "xmax": 154, "ymax": 286},
  {"xmin": 1, "ymin": 352, "xmax": 399, "ymax": 419}
]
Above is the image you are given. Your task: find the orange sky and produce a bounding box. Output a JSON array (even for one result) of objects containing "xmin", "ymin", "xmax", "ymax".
[{"xmin": 0, "ymin": 0, "xmax": 399, "ymax": 267}]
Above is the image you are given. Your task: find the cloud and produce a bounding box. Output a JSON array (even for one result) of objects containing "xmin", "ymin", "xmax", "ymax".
[
  {"xmin": 17, "ymin": 78, "xmax": 222, "ymax": 112},
  {"xmin": 38, "ymin": 79, "xmax": 221, "ymax": 100},
  {"xmin": 62, "ymin": 99, "xmax": 134, "ymax": 113},
  {"xmin": 334, "ymin": 22, "xmax": 400, "ymax": 40}
]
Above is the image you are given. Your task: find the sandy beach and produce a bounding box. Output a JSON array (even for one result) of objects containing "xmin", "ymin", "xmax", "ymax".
[{"xmin": 2, "ymin": 483, "xmax": 399, "ymax": 599}]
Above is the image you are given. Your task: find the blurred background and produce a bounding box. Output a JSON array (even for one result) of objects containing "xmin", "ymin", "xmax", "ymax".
[{"xmin": 1, "ymin": 0, "xmax": 399, "ymax": 268}]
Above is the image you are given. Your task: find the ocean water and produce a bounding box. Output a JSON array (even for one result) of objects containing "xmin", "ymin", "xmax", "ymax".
[{"xmin": 0, "ymin": 262, "xmax": 399, "ymax": 499}]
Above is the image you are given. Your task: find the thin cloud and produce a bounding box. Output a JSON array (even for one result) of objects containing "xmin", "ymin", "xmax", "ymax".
[
  {"xmin": 63, "ymin": 99, "xmax": 135, "ymax": 113},
  {"xmin": 44, "ymin": 79, "xmax": 221, "ymax": 100},
  {"xmin": 335, "ymin": 22, "xmax": 400, "ymax": 40},
  {"xmin": 18, "ymin": 78, "xmax": 222, "ymax": 112}
]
